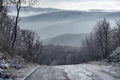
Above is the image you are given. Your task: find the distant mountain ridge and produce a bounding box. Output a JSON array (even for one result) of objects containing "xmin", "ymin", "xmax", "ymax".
[
  {"xmin": 88, "ymin": 9, "xmax": 120, "ymax": 12},
  {"xmin": 9, "ymin": 7, "xmax": 120, "ymax": 47},
  {"xmin": 19, "ymin": 10, "xmax": 120, "ymax": 39},
  {"xmin": 9, "ymin": 6, "xmax": 62, "ymax": 12},
  {"xmin": 8, "ymin": 6, "xmax": 62, "ymax": 17},
  {"xmin": 21, "ymin": 11, "xmax": 120, "ymax": 21},
  {"xmin": 9, "ymin": 6, "xmax": 120, "ymax": 14}
]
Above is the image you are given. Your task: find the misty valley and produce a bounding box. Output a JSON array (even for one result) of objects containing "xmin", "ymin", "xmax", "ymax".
[{"xmin": 0, "ymin": 1, "xmax": 120, "ymax": 80}]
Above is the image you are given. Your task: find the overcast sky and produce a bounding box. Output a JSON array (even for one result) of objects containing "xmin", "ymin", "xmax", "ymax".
[{"xmin": 34, "ymin": 0, "xmax": 120, "ymax": 10}]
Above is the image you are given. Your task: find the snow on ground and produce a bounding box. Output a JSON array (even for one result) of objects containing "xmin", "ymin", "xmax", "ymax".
[
  {"xmin": 94, "ymin": 64, "xmax": 120, "ymax": 79},
  {"xmin": 89, "ymin": 61, "xmax": 120, "ymax": 78},
  {"xmin": 25, "ymin": 66, "xmax": 70, "ymax": 80},
  {"xmin": 9, "ymin": 64, "xmax": 40, "ymax": 80},
  {"xmin": 55, "ymin": 64, "xmax": 120, "ymax": 80},
  {"xmin": 81, "ymin": 64, "xmax": 117, "ymax": 80},
  {"xmin": 55, "ymin": 65, "xmax": 100, "ymax": 80},
  {"xmin": 19, "ymin": 63, "xmax": 120, "ymax": 80}
]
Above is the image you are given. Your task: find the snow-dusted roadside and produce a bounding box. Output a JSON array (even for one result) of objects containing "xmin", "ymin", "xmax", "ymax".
[
  {"xmin": 93, "ymin": 64, "xmax": 120, "ymax": 79},
  {"xmin": 18, "ymin": 63, "xmax": 120, "ymax": 80},
  {"xmin": 81, "ymin": 64, "xmax": 116, "ymax": 80},
  {"xmin": 89, "ymin": 62, "xmax": 120, "ymax": 79},
  {"xmin": 55, "ymin": 64, "xmax": 120, "ymax": 80},
  {"xmin": 11, "ymin": 64, "xmax": 40, "ymax": 80}
]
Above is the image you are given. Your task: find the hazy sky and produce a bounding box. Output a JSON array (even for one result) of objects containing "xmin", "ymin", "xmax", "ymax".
[{"xmin": 34, "ymin": 0, "xmax": 120, "ymax": 10}]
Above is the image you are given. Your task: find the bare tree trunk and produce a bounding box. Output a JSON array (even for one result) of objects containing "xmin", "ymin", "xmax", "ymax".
[
  {"xmin": 11, "ymin": 0, "xmax": 21, "ymax": 48},
  {"xmin": 0, "ymin": 0, "xmax": 3, "ymax": 12},
  {"xmin": 95, "ymin": 19, "xmax": 110, "ymax": 58}
]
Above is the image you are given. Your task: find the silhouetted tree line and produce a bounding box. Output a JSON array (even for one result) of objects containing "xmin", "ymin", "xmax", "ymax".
[
  {"xmin": 81, "ymin": 19, "xmax": 120, "ymax": 62},
  {"xmin": 0, "ymin": 0, "xmax": 42, "ymax": 62},
  {"xmin": 36, "ymin": 19, "xmax": 120, "ymax": 65},
  {"xmin": 38, "ymin": 45, "xmax": 81, "ymax": 65}
]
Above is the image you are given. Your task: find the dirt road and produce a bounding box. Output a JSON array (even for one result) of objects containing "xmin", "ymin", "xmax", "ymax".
[{"xmin": 25, "ymin": 64, "xmax": 120, "ymax": 80}]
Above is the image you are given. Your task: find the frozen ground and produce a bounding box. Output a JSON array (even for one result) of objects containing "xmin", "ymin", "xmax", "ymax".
[
  {"xmin": 55, "ymin": 65, "xmax": 100, "ymax": 80},
  {"xmin": 25, "ymin": 64, "xmax": 120, "ymax": 80},
  {"xmin": 81, "ymin": 64, "xmax": 120, "ymax": 80},
  {"xmin": 7, "ymin": 64, "xmax": 40, "ymax": 80},
  {"xmin": 15, "ymin": 65, "xmax": 39, "ymax": 80},
  {"xmin": 90, "ymin": 64, "xmax": 120, "ymax": 79}
]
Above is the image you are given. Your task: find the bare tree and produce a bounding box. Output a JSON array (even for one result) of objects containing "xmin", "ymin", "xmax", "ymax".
[
  {"xmin": 0, "ymin": 0, "xmax": 3, "ymax": 12},
  {"xmin": 94, "ymin": 19, "xmax": 111, "ymax": 58},
  {"xmin": 10, "ymin": 0, "xmax": 21, "ymax": 47},
  {"xmin": 0, "ymin": 13, "xmax": 14, "ymax": 52},
  {"xmin": 9, "ymin": 0, "xmax": 38, "ymax": 47},
  {"xmin": 114, "ymin": 20, "xmax": 120, "ymax": 47},
  {"xmin": 32, "ymin": 36, "xmax": 43, "ymax": 63},
  {"xmin": 81, "ymin": 33, "xmax": 101, "ymax": 61}
]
